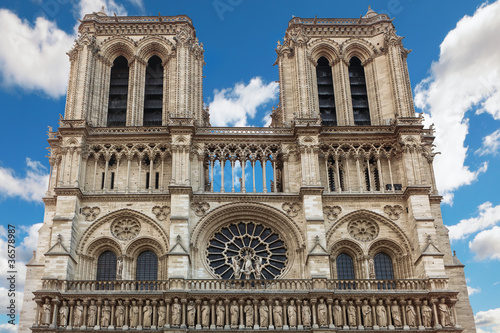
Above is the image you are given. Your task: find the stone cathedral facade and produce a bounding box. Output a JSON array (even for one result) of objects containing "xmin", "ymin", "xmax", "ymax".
[{"xmin": 20, "ymin": 7, "xmax": 476, "ymax": 333}]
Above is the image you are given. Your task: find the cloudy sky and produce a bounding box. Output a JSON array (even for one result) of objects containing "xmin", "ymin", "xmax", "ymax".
[{"xmin": 0, "ymin": 0, "xmax": 499, "ymax": 331}]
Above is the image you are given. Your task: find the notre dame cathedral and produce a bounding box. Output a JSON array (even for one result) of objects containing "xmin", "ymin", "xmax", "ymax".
[{"xmin": 20, "ymin": 7, "xmax": 476, "ymax": 333}]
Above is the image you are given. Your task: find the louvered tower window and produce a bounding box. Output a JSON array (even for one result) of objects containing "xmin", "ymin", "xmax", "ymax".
[
  {"xmin": 349, "ymin": 57, "xmax": 371, "ymax": 125},
  {"xmin": 96, "ymin": 251, "xmax": 117, "ymax": 281},
  {"xmin": 374, "ymin": 252, "xmax": 394, "ymax": 279},
  {"xmin": 336, "ymin": 253, "xmax": 355, "ymax": 279},
  {"xmin": 143, "ymin": 56, "xmax": 163, "ymax": 126},
  {"xmin": 136, "ymin": 250, "xmax": 158, "ymax": 280},
  {"xmin": 107, "ymin": 56, "xmax": 129, "ymax": 127},
  {"xmin": 316, "ymin": 57, "xmax": 337, "ymax": 126}
]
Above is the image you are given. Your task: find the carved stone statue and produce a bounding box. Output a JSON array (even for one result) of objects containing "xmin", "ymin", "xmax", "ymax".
[
  {"xmin": 42, "ymin": 299, "xmax": 52, "ymax": 326},
  {"xmin": 376, "ymin": 300, "xmax": 387, "ymax": 326},
  {"xmin": 59, "ymin": 301, "xmax": 69, "ymax": 327},
  {"xmin": 347, "ymin": 301, "xmax": 356, "ymax": 326},
  {"xmin": 187, "ymin": 301, "xmax": 196, "ymax": 327},
  {"xmin": 254, "ymin": 256, "xmax": 263, "ymax": 279},
  {"xmin": 244, "ymin": 252, "xmax": 253, "ymax": 279},
  {"xmin": 115, "ymin": 300, "xmax": 125, "ymax": 327},
  {"xmin": 143, "ymin": 300, "xmax": 152, "ymax": 327},
  {"xmin": 302, "ymin": 300, "xmax": 311, "ymax": 327},
  {"xmin": 201, "ymin": 301, "xmax": 210, "ymax": 327},
  {"xmin": 273, "ymin": 300, "xmax": 283, "ymax": 327},
  {"xmin": 287, "ymin": 300, "xmax": 297, "ymax": 327},
  {"xmin": 101, "ymin": 300, "xmax": 111, "ymax": 327},
  {"xmin": 230, "ymin": 300, "xmax": 239, "ymax": 327},
  {"xmin": 232, "ymin": 256, "xmax": 242, "ymax": 279},
  {"xmin": 369, "ymin": 259, "xmax": 375, "ymax": 279},
  {"xmin": 129, "ymin": 300, "xmax": 139, "ymax": 328},
  {"xmin": 88, "ymin": 300, "xmax": 97, "ymax": 327},
  {"xmin": 406, "ymin": 300, "xmax": 416, "ymax": 327},
  {"xmin": 157, "ymin": 301, "xmax": 166, "ymax": 327},
  {"xmin": 391, "ymin": 301, "xmax": 402, "ymax": 326},
  {"xmin": 438, "ymin": 298, "xmax": 451, "ymax": 327},
  {"xmin": 171, "ymin": 298, "xmax": 181, "ymax": 326},
  {"xmin": 216, "ymin": 300, "xmax": 225, "ymax": 326},
  {"xmin": 332, "ymin": 300, "xmax": 343, "ymax": 326},
  {"xmin": 74, "ymin": 300, "xmax": 83, "ymax": 327},
  {"xmin": 116, "ymin": 256, "xmax": 123, "ymax": 280},
  {"xmin": 361, "ymin": 300, "xmax": 372, "ymax": 327},
  {"xmin": 317, "ymin": 299, "xmax": 327, "ymax": 326},
  {"xmin": 259, "ymin": 300, "xmax": 269, "ymax": 327},
  {"xmin": 421, "ymin": 300, "xmax": 432, "ymax": 327},
  {"xmin": 244, "ymin": 300, "xmax": 253, "ymax": 327}
]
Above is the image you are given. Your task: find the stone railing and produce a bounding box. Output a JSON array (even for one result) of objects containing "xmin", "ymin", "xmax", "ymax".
[
  {"xmin": 32, "ymin": 278, "xmax": 459, "ymax": 332},
  {"xmin": 40, "ymin": 278, "xmax": 449, "ymax": 292},
  {"xmin": 196, "ymin": 127, "xmax": 293, "ymax": 135}
]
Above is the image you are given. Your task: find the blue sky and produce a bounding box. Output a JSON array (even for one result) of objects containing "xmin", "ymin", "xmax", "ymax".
[{"xmin": 0, "ymin": 0, "xmax": 500, "ymax": 331}]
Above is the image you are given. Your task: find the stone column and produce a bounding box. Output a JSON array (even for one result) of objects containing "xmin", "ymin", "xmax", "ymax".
[
  {"xmin": 210, "ymin": 300, "xmax": 216, "ymax": 330},
  {"xmin": 311, "ymin": 299, "xmax": 318, "ymax": 329},
  {"xmin": 165, "ymin": 299, "xmax": 171, "ymax": 328},
  {"xmin": 181, "ymin": 299, "xmax": 187, "ymax": 329},
  {"xmin": 196, "ymin": 299, "xmax": 202, "ymax": 330},
  {"xmin": 50, "ymin": 299, "xmax": 59, "ymax": 329},
  {"xmin": 297, "ymin": 300, "xmax": 303, "ymax": 329},
  {"xmin": 327, "ymin": 299, "xmax": 334, "ymax": 328},
  {"xmin": 253, "ymin": 300, "xmax": 259, "ymax": 330},
  {"xmin": 123, "ymin": 300, "xmax": 129, "ymax": 330}
]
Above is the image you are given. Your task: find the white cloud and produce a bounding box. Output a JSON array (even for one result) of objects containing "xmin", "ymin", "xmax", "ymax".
[
  {"xmin": 0, "ymin": 9, "xmax": 74, "ymax": 97},
  {"xmin": 0, "ymin": 0, "xmax": 145, "ymax": 98},
  {"xmin": 77, "ymin": 0, "xmax": 127, "ymax": 18},
  {"xmin": 0, "ymin": 324, "xmax": 18, "ymax": 333},
  {"xmin": 467, "ymin": 285, "xmax": 481, "ymax": 296},
  {"xmin": 469, "ymin": 226, "xmax": 500, "ymax": 261},
  {"xmin": 414, "ymin": 1, "xmax": 500, "ymax": 204},
  {"xmin": 476, "ymin": 129, "xmax": 500, "ymax": 156},
  {"xmin": 209, "ymin": 77, "xmax": 279, "ymax": 127},
  {"xmin": 448, "ymin": 202, "xmax": 500, "ymax": 241},
  {"xmin": 0, "ymin": 158, "xmax": 49, "ymax": 202},
  {"xmin": 475, "ymin": 307, "xmax": 500, "ymax": 333}
]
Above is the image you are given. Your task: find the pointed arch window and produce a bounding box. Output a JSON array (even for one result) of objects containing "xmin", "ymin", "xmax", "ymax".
[
  {"xmin": 143, "ymin": 56, "xmax": 164, "ymax": 126},
  {"xmin": 107, "ymin": 56, "xmax": 129, "ymax": 127},
  {"xmin": 374, "ymin": 252, "xmax": 394, "ymax": 280},
  {"xmin": 136, "ymin": 250, "xmax": 158, "ymax": 280},
  {"xmin": 316, "ymin": 57, "xmax": 337, "ymax": 126},
  {"xmin": 336, "ymin": 253, "xmax": 355, "ymax": 279},
  {"xmin": 96, "ymin": 251, "xmax": 117, "ymax": 281},
  {"xmin": 348, "ymin": 57, "xmax": 371, "ymax": 125}
]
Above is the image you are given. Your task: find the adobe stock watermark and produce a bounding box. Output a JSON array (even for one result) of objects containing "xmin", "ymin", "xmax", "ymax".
[
  {"xmin": 6, "ymin": 225, "xmax": 17, "ymax": 325},
  {"xmin": 212, "ymin": 0, "xmax": 244, "ymax": 22}
]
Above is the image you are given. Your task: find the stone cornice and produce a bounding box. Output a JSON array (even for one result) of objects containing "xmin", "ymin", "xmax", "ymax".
[
  {"xmin": 300, "ymin": 186, "xmax": 324, "ymax": 196},
  {"xmin": 168, "ymin": 185, "xmax": 193, "ymax": 195},
  {"xmin": 403, "ymin": 185, "xmax": 432, "ymax": 199},
  {"xmin": 54, "ymin": 187, "xmax": 84, "ymax": 199}
]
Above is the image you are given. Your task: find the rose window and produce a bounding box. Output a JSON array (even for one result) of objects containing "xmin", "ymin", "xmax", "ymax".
[
  {"xmin": 206, "ymin": 221, "xmax": 288, "ymax": 280},
  {"xmin": 110, "ymin": 217, "xmax": 141, "ymax": 241},
  {"xmin": 347, "ymin": 219, "xmax": 379, "ymax": 242}
]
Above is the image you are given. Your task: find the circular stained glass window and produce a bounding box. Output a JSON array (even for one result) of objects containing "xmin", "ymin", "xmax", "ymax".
[{"xmin": 206, "ymin": 221, "xmax": 288, "ymax": 280}]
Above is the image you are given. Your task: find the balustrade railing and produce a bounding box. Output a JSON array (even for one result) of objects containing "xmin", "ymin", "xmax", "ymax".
[{"xmin": 41, "ymin": 278, "xmax": 448, "ymax": 292}]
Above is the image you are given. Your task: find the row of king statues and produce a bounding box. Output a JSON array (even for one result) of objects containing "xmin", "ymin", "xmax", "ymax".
[{"xmin": 37, "ymin": 296, "xmax": 456, "ymax": 329}]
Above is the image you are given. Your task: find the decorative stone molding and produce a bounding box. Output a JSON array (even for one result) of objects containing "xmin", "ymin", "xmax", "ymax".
[
  {"xmin": 384, "ymin": 205, "xmax": 404, "ymax": 220},
  {"xmin": 191, "ymin": 201, "xmax": 210, "ymax": 217},
  {"xmin": 152, "ymin": 205, "xmax": 170, "ymax": 221},
  {"xmin": 281, "ymin": 202, "xmax": 301, "ymax": 218},
  {"xmin": 111, "ymin": 218, "xmax": 141, "ymax": 241},
  {"xmin": 323, "ymin": 205, "xmax": 342, "ymax": 221},
  {"xmin": 81, "ymin": 206, "xmax": 101, "ymax": 221},
  {"xmin": 347, "ymin": 219, "xmax": 379, "ymax": 242}
]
